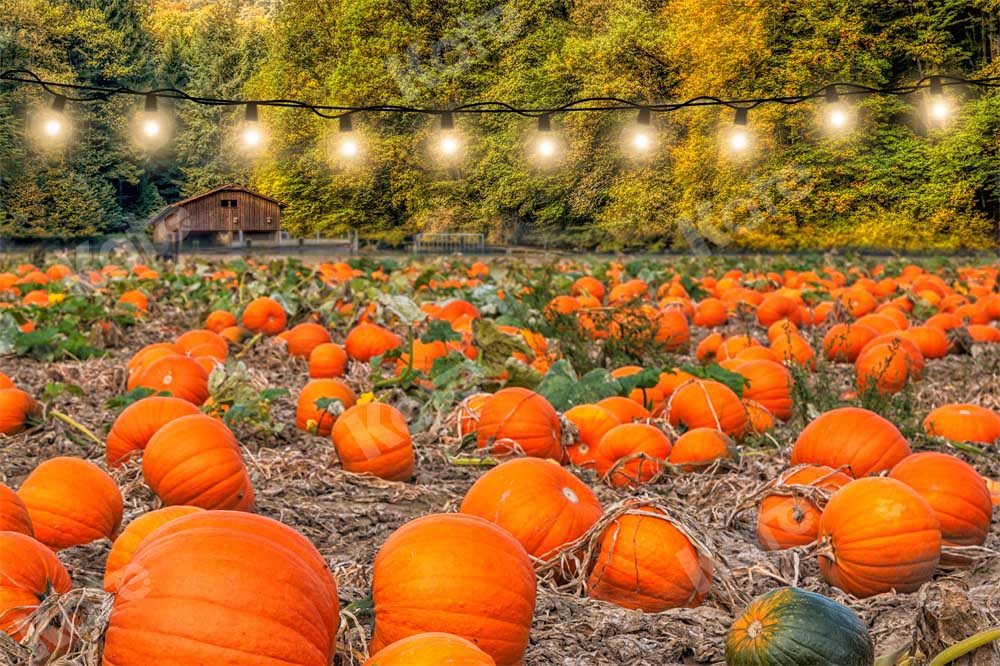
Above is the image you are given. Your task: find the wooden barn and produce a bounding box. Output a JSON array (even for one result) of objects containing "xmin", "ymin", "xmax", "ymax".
[{"xmin": 150, "ymin": 183, "xmax": 287, "ymax": 247}]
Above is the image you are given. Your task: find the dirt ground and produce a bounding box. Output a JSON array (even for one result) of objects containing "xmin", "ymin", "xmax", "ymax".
[{"xmin": 2, "ymin": 308, "xmax": 999, "ymax": 665}]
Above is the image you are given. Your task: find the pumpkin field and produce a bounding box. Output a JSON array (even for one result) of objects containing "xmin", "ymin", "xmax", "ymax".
[{"xmin": 1, "ymin": 254, "xmax": 999, "ymax": 666}]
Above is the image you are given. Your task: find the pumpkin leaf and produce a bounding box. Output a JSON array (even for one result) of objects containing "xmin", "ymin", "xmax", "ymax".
[
  {"xmin": 503, "ymin": 358, "xmax": 544, "ymax": 390},
  {"xmin": 536, "ymin": 360, "xmax": 625, "ymax": 411},
  {"xmin": 39, "ymin": 382, "xmax": 85, "ymax": 405},
  {"xmin": 421, "ymin": 319, "xmax": 462, "ymax": 344},
  {"xmin": 614, "ymin": 367, "xmax": 663, "ymax": 395},
  {"xmin": 105, "ymin": 387, "xmax": 160, "ymax": 412},
  {"xmin": 679, "ymin": 363, "xmax": 750, "ymax": 397},
  {"xmin": 0, "ymin": 313, "xmax": 22, "ymax": 354},
  {"xmin": 378, "ymin": 294, "xmax": 426, "ymax": 323}
]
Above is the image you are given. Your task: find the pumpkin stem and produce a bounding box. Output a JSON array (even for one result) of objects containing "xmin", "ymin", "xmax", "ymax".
[
  {"xmin": 448, "ymin": 455, "xmax": 500, "ymax": 467},
  {"xmin": 235, "ymin": 332, "xmax": 264, "ymax": 359},
  {"xmin": 48, "ymin": 409, "xmax": 103, "ymax": 447},
  {"xmin": 928, "ymin": 626, "xmax": 1000, "ymax": 666}
]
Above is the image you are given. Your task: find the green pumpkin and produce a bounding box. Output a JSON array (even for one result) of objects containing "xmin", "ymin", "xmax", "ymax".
[{"xmin": 725, "ymin": 586, "xmax": 874, "ymax": 665}]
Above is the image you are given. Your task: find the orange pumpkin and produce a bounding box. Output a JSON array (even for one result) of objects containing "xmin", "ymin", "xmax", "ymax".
[
  {"xmin": 105, "ymin": 396, "xmax": 202, "ymax": 467},
  {"xmin": 127, "ymin": 342, "xmax": 181, "ymax": 377},
  {"xmin": 331, "ymin": 402, "xmax": 414, "ymax": 481},
  {"xmin": 460, "ymin": 458, "xmax": 602, "ymax": 560},
  {"xmin": 889, "ymin": 452, "xmax": 992, "ymax": 547},
  {"xmin": 308, "ymin": 342, "xmax": 348, "ymax": 378},
  {"xmin": 756, "ymin": 465, "xmax": 852, "ymax": 551},
  {"xmin": 696, "ymin": 332, "xmax": 724, "ymax": 362},
  {"xmin": 730, "ymin": 359, "xmax": 793, "ymax": 421},
  {"xmin": 743, "ymin": 399, "xmax": 775, "ymax": 434},
  {"xmin": 457, "ymin": 392, "xmax": 491, "ymax": 438},
  {"xmin": 0, "ymin": 481, "xmax": 34, "ymax": 536},
  {"xmin": 0, "ymin": 531, "xmax": 71, "ymax": 647},
  {"xmin": 0, "ymin": 387, "xmax": 41, "ymax": 435},
  {"xmin": 476, "ymin": 387, "xmax": 562, "ymax": 459},
  {"xmin": 596, "ymin": 395, "xmax": 651, "ymax": 423},
  {"xmin": 769, "ymin": 333, "xmax": 816, "ymax": 369},
  {"xmin": 371, "ymin": 513, "xmax": 536, "ymax": 666},
  {"xmin": 586, "ymin": 505, "xmax": 713, "ymax": 612},
  {"xmin": 563, "ymin": 403, "xmax": 621, "ymax": 468},
  {"xmin": 611, "ymin": 366, "xmax": 665, "ymax": 413},
  {"xmin": 571, "ymin": 276, "xmax": 606, "ymax": 302},
  {"xmin": 142, "ymin": 415, "xmax": 255, "ymax": 511},
  {"xmin": 364, "ymin": 633, "xmax": 496, "ymax": 666},
  {"xmin": 18, "ymin": 456, "xmax": 123, "ymax": 550},
  {"xmin": 241, "ymin": 296, "xmax": 288, "ymax": 335},
  {"xmin": 822, "ymin": 323, "xmax": 879, "ymax": 363},
  {"xmin": 0, "ymin": 371, "xmax": 14, "ymax": 389},
  {"xmin": 668, "ymin": 428, "xmax": 737, "ymax": 472},
  {"xmin": 344, "ymin": 322, "xmax": 402, "ymax": 362},
  {"xmin": 295, "ymin": 379, "xmax": 357, "ymax": 437},
  {"xmin": 923, "ymin": 403, "xmax": 1000, "ymax": 444},
  {"xmin": 284, "ymin": 322, "xmax": 333, "ymax": 358},
  {"xmin": 131, "ymin": 354, "xmax": 210, "ymax": 405},
  {"xmin": 817, "ymin": 477, "xmax": 940, "ymax": 598},
  {"xmin": 791, "ymin": 407, "xmax": 911, "ymax": 477},
  {"xmin": 667, "ymin": 379, "xmax": 748, "ymax": 438},
  {"xmin": 204, "ymin": 310, "xmax": 237, "ymax": 333},
  {"xmin": 103, "ymin": 505, "xmax": 204, "ymax": 592},
  {"xmin": 855, "ymin": 339, "xmax": 923, "ymax": 395},
  {"xmin": 756, "ymin": 294, "xmax": 802, "ymax": 327},
  {"xmin": 104, "ymin": 511, "xmax": 339, "ymax": 665},
  {"xmin": 899, "ymin": 325, "xmax": 950, "ymax": 359},
  {"xmin": 593, "ymin": 423, "xmax": 671, "ymax": 487},
  {"xmin": 693, "ymin": 298, "xmax": 727, "ymax": 327},
  {"xmin": 176, "ymin": 329, "xmax": 228, "ymax": 361}
]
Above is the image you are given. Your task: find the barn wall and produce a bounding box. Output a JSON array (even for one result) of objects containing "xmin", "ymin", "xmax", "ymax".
[{"xmin": 179, "ymin": 190, "xmax": 282, "ymax": 233}]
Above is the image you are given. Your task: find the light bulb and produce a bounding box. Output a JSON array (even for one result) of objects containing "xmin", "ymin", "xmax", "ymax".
[
  {"xmin": 537, "ymin": 136, "xmax": 557, "ymax": 158},
  {"xmin": 440, "ymin": 134, "xmax": 460, "ymax": 156},
  {"xmin": 43, "ymin": 118, "xmax": 63, "ymax": 137},
  {"xmin": 143, "ymin": 118, "xmax": 162, "ymax": 138},
  {"xmin": 729, "ymin": 129, "xmax": 749, "ymax": 151},
  {"xmin": 340, "ymin": 137, "xmax": 359, "ymax": 158},
  {"xmin": 828, "ymin": 108, "xmax": 848, "ymax": 129},
  {"xmin": 930, "ymin": 99, "xmax": 949, "ymax": 121},
  {"xmin": 631, "ymin": 130, "xmax": 653, "ymax": 152},
  {"xmin": 243, "ymin": 125, "xmax": 261, "ymax": 147}
]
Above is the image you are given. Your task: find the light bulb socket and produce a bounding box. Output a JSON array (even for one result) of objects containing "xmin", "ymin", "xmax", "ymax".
[
  {"xmin": 51, "ymin": 94, "xmax": 67, "ymax": 113},
  {"xmin": 144, "ymin": 93, "xmax": 158, "ymax": 114},
  {"xmin": 245, "ymin": 102, "xmax": 259, "ymax": 123},
  {"xmin": 824, "ymin": 86, "xmax": 840, "ymax": 105},
  {"xmin": 733, "ymin": 107, "xmax": 749, "ymax": 127},
  {"xmin": 637, "ymin": 108, "xmax": 652, "ymax": 126},
  {"xmin": 339, "ymin": 115, "xmax": 353, "ymax": 133},
  {"xmin": 928, "ymin": 76, "xmax": 944, "ymax": 96},
  {"xmin": 538, "ymin": 115, "xmax": 552, "ymax": 132},
  {"xmin": 440, "ymin": 111, "xmax": 455, "ymax": 130}
]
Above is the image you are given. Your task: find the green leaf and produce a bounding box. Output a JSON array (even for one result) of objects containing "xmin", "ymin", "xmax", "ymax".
[
  {"xmin": 421, "ymin": 319, "xmax": 462, "ymax": 344},
  {"xmin": 105, "ymin": 387, "xmax": 160, "ymax": 411},
  {"xmin": 679, "ymin": 363, "xmax": 750, "ymax": 397},
  {"xmin": 503, "ymin": 358, "xmax": 544, "ymax": 390}
]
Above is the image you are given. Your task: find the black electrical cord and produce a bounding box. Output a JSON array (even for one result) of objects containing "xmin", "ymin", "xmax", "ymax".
[{"xmin": 1, "ymin": 69, "xmax": 997, "ymax": 120}]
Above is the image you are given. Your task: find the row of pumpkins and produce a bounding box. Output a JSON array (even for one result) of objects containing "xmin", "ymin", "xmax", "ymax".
[{"xmin": 1, "ymin": 261, "xmax": 999, "ymax": 665}]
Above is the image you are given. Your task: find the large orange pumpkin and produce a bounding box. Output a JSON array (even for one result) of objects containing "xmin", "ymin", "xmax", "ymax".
[
  {"xmin": 103, "ymin": 505, "xmax": 204, "ymax": 592},
  {"xmin": 0, "ymin": 531, "xmax": 71, "ymax": 647},
  {"xmin": 284, "ymin": 322, "xmax": 333, "ymax": 358},
  {"xmin": 889, "ymin": 452, "xmax": 992, "ymax": 547},
  {"xmin": 130, "ymin": 354, "xmax": 210, "ymax": 405},
  {"xmin": 899, "ymin": 325, "xmax": 950, "ymax": 359},
  {"xmin": 817, "ymin": 477, "xmax": 940, "ymax": 598},
  {"xmin": 586, "ymin": 505, "xmax": 713, "ymax": 612},
  {"xmin": 344, "ymin": 322, "xmax": 402, "ymax": 362},
  {"xmin": 308, "ymin": 342, "xmax": 348, "ymax": 378},
  {"xmin": 105, "ymin": 396, "xmax": 202, "ymax": 467},
  {"xmin": 0, "ymin": 387, "xmax": 41, "ymax": 435},
  {"xmin": 364, "ymin": 633, "xmax": 496, "ymax": 666},
  {"xmin": 593, "ymin": 423, "xmax": 671, "ymax": 488},
  {"xmin": 731, "ymin": 360, "xmax": 793, "ymax": 421},
  {"xmin": 175, "ymin": 329, "xmax": 228, "ymax": 361},
  {"xmin": 596, "ymin": 395, "xmax": 651, "ymax": 423},
  {"xmin": 790, "ymin": 407, "xmax": 911, "ymax": 477},
  {"xmin": 822, "ymin": 323, "xmax": 879, "ymax": 363},
  {"xmin": 331, "ymin": 402, "xmax": 414, "ymax": 481},
  {"xmin": 923, "ymin": 403, "xmax": 1000, "ymax": 444},
  {"xmin": 241, "ymin": 296, "xmax": 287, "ymax": 335},
  {"xmin": 0, "ymin": 481, "xmax": 34, "ymax": 536},
  {"xmin": 855, "ymin": 339, "xmax": 923, "ymax": 395},
  {"xmin": 295, "ymin": 378, "xmax": 357, "ymax": 437},
  {"xmin": 476, "ymin": 387, "xmax": 562, "ymax": 459},
  {"xmin": 204, "ymin": 310, "xmax": 236, "ymax": 333},
  {"xmin": 563, "ymin": 403, "xmax": 621, "ymax": 468},
  {"xmin": 103, "ymin": 511, "xmax": 339, "ymax": 665},
  {"xmin": 460, "ymin": 458, "xmax": 602, "ymax": 560},
  {"xmin": 668, "ymin": 427, "xmax": 737, "ymax": 472},
  {"xmin": 18, "ymin": 456, "xmax": 123, "ymax": 551},
  {"xmin": 667, "ymin": 379, "xmax": 748, "ymax": 438},
  {"xmin": 756, "ymin": 465, "xmax": 853, "ymax": 551},
  {"xmin": 371, "ymin": 513, "xmax": 536, "ymax": 666},
  {"xmin": 142, "ymin": 415, "xmax": 255, "ymax": 511}
]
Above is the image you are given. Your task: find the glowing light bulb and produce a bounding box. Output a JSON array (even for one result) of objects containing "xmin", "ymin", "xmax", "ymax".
[
  {"xmin": 43, "ymin": 118, "xmax": 63, "ymax": 137},
  {"xmin": 930, "ymin": 99, "xmax": 949, "ymax": 122},
  {"xmin": 828, "ymin": 108, "xmax": 848, "ymax": 129},
  {"xmin": 143, "ymin": 118, "xmax": 162, "ymax": 138},
  {"xmin": 243, "ymin": 125, "xmax": 261, "ymax": 147},
  {"xmin": 340, "ymin": 137, "xmax": 359, "ymax": 159},
  {"xmin": 729, "ymin": 129, "xmax": 749, "ymax": 151},
  {"xmin": 632, "ymin": 130, "xmax": 653, "ymax": 152},
  {"xmin": 440, "ymin": 134, "xmax": 460, "ymax": 156},
  {"xmin": 537, "ymin": 136, "xmax": 557, "ymax": 158}
]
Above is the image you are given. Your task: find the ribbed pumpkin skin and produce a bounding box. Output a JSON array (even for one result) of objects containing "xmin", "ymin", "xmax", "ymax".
[
  {"xmin": 669, "ymin": 427, "xmax": 737, "ymax": 472},
  {"xmin": 371, "ymin": 513, "xmax": 536, "ymax": 666},
  {"xmin": 105, "ymin": 396, "xmax": 202, "ymax": 467},
  {"xmin": 0, "ymin": 482, "xmax": 33, "ymax": 536},
  {"xmin": 103, "ymin": 511, "xmax": 339, "ymax": 666},
  {"xmin": 476, "ymin": 387, "xmax": 562, "ymax": 460},
  {"xmin": 0, "ymin": 531, "xmax": 71, "ymax": 644},
  {"xmin": 563, "ymin": 404, "xmax": 621, "ymax": 468},
  {"xmin": 295, "ymin": 379, "xmax": 357, "ymax": 437},
  {"xmin": 285, "ymin": 322, "xmax": 333, "ymax": 358},
  {"xmin": 308, "ymin": 342, "xmax": 348, "ymax": 378},
  {"xmin": 460, "ymin": 458, "xmax": 602, "ymax": 560},
  {"xmin": 344, "ymin": 322, "xmax": 401, "ymax": 362},
  {"xmin": 142, "ymin": 415, "xmax": 255, "ymax": 511},
  {"xmin": 586, "ymin": 508, "xmax": 713, "ymax": 612},
  {"xmin": 817, "ymin": 477, "xmax": 941, "ymax": 598},
  {"xmin": 756, "ymin": 465, "xmax": 852, "ymax": 551},
  {"xmin": 725, "ymin": 587, "xmax": 874, "ymax": 666},
  {"xmin": 889, "ymin": 452, "xmax": 992, "ymax": 547},
  {"xmin": 175, "ymin": 329, "xmax": 228, "ymax": 360},
  {"xmin": 457, "ymin": 393, "xmax": 491, "ymax": 438},
  {"xmin": 596, "ymin": 395, "xmax": 650, "ymax": 423},
  {"xmin": 364, "ymin": 632, "xmax": 496, "ymax": 666},
  {"xmin": 204, "ymin": 310, "xmax": 236, "ymax": 333},
  {"xmin": 594, "ymin": 423, "xmax": 671, "ymax": 488},
  {"xmin": 822, "ymin": 323, "xmax": 879, "ymax": 363},
  {"xmin": 667, "ymin": 379, "xmax": 748, "ymax": 438},
  {"xmin": 18, "ymin": 457, "xmax": 123, "ymax": 550},
  {"xmin": 131, "ymin": 354, "xmax": 210, "ymax": 405},
  {"xmin": 331, "ymin": 403, "xmax": 415, "ymax": 481},
  {"xmin": 731, "ymin": 360, "xmax": 793, "ymax": 421},
  {"xmin": 0, "ymin": 388, "xmax": 41, "ymax": 435},
  {"xmin": 790, "ymin": 407, "xmax": 911, "ymax": 477},
  {"xmin": 855, "ymin": 340, "xmax": 922, "ymax": 394},
  {"xmin": 241, "ymin": 296, "xmax": 287, "ymax": 335},
  {"xmin": 103, "ymin": 505, "xmax": 204, "ymax": 592},
  {"xmin": 923, "ymin": 403, "xmax": 1000, "ymax": 444}
]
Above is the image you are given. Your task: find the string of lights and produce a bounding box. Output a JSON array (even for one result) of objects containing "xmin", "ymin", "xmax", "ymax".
[{"xmin": 2, "ymin": 68, "xmax": 998, "ymax": 164}]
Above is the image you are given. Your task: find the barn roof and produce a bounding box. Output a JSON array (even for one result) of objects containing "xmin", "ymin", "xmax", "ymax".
[{"xmin": 169, "ymin": 183, "xmax": 288, "ymax": 209}]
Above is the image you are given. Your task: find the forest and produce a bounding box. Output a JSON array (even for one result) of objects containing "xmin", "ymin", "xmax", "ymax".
[{"xmin": 0, "ymin": 0, "xmax": 998, "ymax": 249}]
